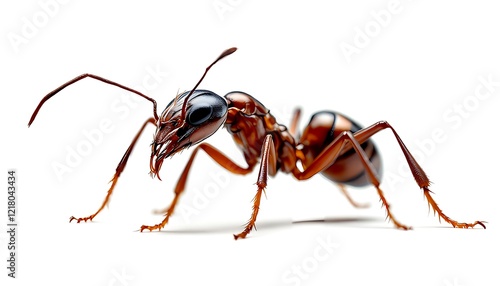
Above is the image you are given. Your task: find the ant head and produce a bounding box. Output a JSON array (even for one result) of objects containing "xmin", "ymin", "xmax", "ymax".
[
  {"xmin": 150, "ymin": 47, "xmax": 236, "ymax": 178},
  {"xmin": 150, "ymin": 90, "xmax": 228, "ymax": 176}
]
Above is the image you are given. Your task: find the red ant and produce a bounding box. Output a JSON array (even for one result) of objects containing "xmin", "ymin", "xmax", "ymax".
[{"xmin": 28, "ymin": 47, "xmax": 485, "ymax": 239}]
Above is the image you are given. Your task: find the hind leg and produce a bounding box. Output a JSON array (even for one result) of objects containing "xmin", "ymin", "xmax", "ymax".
[{"xmin": 294, "ymin": 121, "xmax": 485, "ymax": 229}]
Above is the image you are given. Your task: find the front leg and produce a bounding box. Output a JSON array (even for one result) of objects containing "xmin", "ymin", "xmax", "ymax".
[
  {"xmin": 140, "ymin": 143, "xmax": 253, "ymax": 232},
  {"xmin": 234, "ymin": 134, "xmax": 277, "ymax": 240}
]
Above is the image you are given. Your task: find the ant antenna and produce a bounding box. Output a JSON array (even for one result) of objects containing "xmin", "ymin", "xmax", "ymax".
[{"xmin": 180, "ymin": 47, "xmax": 237, "ymax": 120}]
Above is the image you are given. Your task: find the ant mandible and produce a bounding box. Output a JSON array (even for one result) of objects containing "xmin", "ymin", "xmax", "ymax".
[{"xmin": 28, "ymin": 47, "xmax": 485, "ymax": 239}]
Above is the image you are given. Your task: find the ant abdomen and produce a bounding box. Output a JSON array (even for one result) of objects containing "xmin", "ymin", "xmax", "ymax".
[{"xmin": 298, "ymin": 111, "xmax": 381, "ymax": 187}]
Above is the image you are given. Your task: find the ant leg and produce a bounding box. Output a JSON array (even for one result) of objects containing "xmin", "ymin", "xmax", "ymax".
[
  {"xmin": 140, "ymin": 143, "xmax": 253, "ymax": 232},
  {"xmin": 295, "ymin": 121, "xmax": 485, "ymax": 229},
  {"xmin": 151, "ymin": 143, "xmax": 253, "ymax": 215},
  {"xmin": 294, "ymin": 131, "xmax": 411, "ymax": 229},
  {"xmin": 69, "ymin": 117, "xmax": 156, "ymax": 223},
  {"xmin": 140, "ymin": 143, "xmax": 254, "ymax": 232},
  {"xmin": 351, "ymin": 121, "xmax": 485, "ymax": 229},
  {"xmin": 289, "ymin": 108, "xmax": 302, "ymax": 139},
  {"xmin": 337, "ymin": 184, "xmax": 370, "ymax": 208},
  {"xmin": 234, "ymin": 134, "xmax": 277, "ymax": 240}
]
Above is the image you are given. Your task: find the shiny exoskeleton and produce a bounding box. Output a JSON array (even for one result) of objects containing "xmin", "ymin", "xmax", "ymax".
[
  {"xmin": 28, "ymin": 47, "xmax": 485, "ymax": 239},
  {"xmin": 225, "ymin": 92, "xmax": 381, "ymax": 185},
  {"xmin": 298, "ymin": 111, "xmax": 381, "ymax": 187}
]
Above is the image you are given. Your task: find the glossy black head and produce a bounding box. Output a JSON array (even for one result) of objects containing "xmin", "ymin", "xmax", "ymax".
[
  {"xmin": 150, "ymin": 90, "xmax": 228, "ymax": 177},
  {"xmin": 149, "ymin": 47, "xmax": 236, "ymax": 178}
]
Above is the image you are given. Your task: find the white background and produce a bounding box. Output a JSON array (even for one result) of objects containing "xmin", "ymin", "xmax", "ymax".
[{"xmin": 1, "ymin": 1, "xmax": 499, "ymax": 285}]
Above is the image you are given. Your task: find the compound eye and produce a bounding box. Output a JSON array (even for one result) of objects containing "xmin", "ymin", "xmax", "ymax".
[{"xmin": 187, "ymin": 104, "xmax": 213, "ymax": 126}]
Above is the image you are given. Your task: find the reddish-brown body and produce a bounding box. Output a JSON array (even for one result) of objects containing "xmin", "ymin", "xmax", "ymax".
[
  {"xmin": 225, "ymin": 91, "xmax": 297, "ymax": 175},
  {"xmin": 225, "ymin": 91, "xmax": 381, "ymax": 187},
  {"xmin": 28, "ymin": 47, "xmax": 485, "ymax": 239},
  {"xmin": 298, "ymin": 111, "xmax": 381, "ymax": 187}
]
